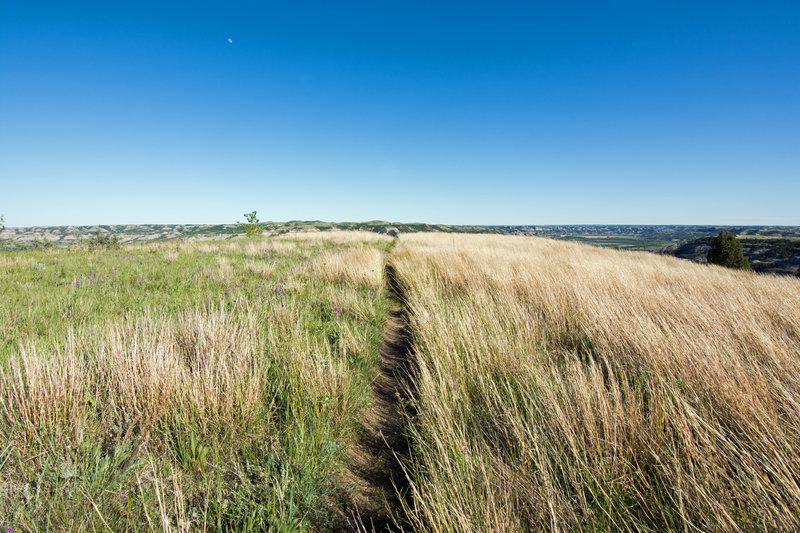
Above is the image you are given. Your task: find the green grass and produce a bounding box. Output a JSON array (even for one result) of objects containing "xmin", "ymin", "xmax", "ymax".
[{"xmin": 0, "ymin": 236, "xmax": 388, "ymax": 531}]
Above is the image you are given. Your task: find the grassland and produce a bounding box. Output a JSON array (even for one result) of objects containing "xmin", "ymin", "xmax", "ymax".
[
  {"xmin": 5, "ymin": 222, "xmax": 800, "ymax": 277},
  {"xmin": 0, "ymin": 232, "xmax": 390, "ymax": 531},
  {"xmin": 3, "ymin": 230, "xmax": 800, "ymax": 532},
  {"xmin": 391, "ymin": 233, "xmax": 800, "ymax": 532}
]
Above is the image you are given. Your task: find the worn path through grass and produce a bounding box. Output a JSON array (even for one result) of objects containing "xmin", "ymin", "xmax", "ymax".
[{"xmin": 342, "ymin": 252, "xmax": 416, "ymax": 532}]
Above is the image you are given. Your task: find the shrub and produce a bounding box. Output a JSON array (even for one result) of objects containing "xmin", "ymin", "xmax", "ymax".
[
  {"xmin": 29, "ymin": 238, "xmax": 54, "ymax": 249},
  {"xmin": 85, "ymin": 228, "xmax": 121, "ymax": 250},
  {"xmin": 707, "ymin": 231, "xmax": 750, "ymax": 270},
  {"xmin": 234, "ymin": 211, "xmax": 265, "ymax": 238}
]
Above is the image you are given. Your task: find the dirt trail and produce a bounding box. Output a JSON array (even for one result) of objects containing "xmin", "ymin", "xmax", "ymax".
[{"xmin": 341, "ymin": 259, "xmax": 416, "ymax": 532}]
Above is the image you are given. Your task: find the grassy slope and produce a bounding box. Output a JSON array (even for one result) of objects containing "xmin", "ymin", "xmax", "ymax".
[
  {"xmin": 392, "ymin": 233, "xmax": 800, "ymax": 532},
  {"xmin": 0, "ymin": 232, "xmax": 390, "ymax": 531},
  {"xmin": 5, "ymin": 229, "xmax": 800, "ymax": 531}
]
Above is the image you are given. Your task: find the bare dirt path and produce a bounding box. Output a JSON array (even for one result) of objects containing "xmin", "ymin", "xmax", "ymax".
[{"xmin": 341, "ymin": 259, "xmax": 416, "ymax": 532}]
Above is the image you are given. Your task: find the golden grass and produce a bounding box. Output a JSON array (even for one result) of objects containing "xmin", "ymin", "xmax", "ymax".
[
  {"xmin": 285, "ymin": 230, "xmax": 393, "ymax": 244},
  {"xmin": 240, "ymin": 239, "xmax": 299, "ymax": 256},
  {"xmin": 313, "ymin": 246, "xmax": 385, "ymax": 288},
  {"xmin": 393, "ymin": 233, "xmax": 800, "ymax": 532}
]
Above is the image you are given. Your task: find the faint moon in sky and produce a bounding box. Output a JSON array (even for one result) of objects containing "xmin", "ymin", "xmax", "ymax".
[{"xmin": 227, "ymin": 38, "xmax": 233, "ymax": 43}]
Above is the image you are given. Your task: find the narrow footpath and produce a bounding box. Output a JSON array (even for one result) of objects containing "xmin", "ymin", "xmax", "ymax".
[{"xmin": 341, "ymin": 259, "xmax": 416, "ymax": 532}]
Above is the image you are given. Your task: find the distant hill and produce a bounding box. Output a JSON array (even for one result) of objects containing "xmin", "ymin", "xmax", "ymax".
[
  {"xmin": 0, "ymin": 224, "xmax": 237, "ymax": 247},
  {"xmin": 0, "ymin": 220, "xmax": 498, "ymax": 248},
  {"xmin": 2, "ymin": 222, "xmax": 799, "ymax": 276}
]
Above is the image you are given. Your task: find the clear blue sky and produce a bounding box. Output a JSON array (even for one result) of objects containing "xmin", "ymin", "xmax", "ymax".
[{"xmin": 1, "ymin": 1, "xmax": 798, "ymax": 226}]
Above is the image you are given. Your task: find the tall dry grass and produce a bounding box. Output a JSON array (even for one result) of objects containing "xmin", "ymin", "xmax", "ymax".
[
  {"xmin": 2, "ymin": 304, "xmax": 268, "ymax": 452},
  {"xmin": 313, "ymin": 246, "xmax": 385, "ymax": 287},
  {"xmin": 393, "ymin": 233, "xmax": 800, "ymax": 532}
]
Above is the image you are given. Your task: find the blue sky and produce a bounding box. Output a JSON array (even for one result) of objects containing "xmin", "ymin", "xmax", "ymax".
[{"xmin": 1, "ymin": 1, "xmax": 798, "ymax": 226}]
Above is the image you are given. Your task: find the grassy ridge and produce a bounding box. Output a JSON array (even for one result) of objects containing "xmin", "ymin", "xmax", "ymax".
[
  {"xmin": 5, "ymin": 229, "xmax": 800, "ymax": 531},
  {"xmin": 392, "ymin": 233, "xmax": 800, "ymax": 532},
  {"xmin": 0, "ymin": 232, "xmax": 390, "ymax": 531}
]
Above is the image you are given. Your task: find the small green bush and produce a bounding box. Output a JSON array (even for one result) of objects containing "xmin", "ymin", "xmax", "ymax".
[
  {"xmin": 85, "ymin": 229, "xmax": 121, "ymax": 250},
  {"xmin": 707, "ymin": 231, "xmax": 750, "ymax": 270},
  {"xmin": 29, "ymin": 238, "xmax": 54, "ymax": 249}
]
